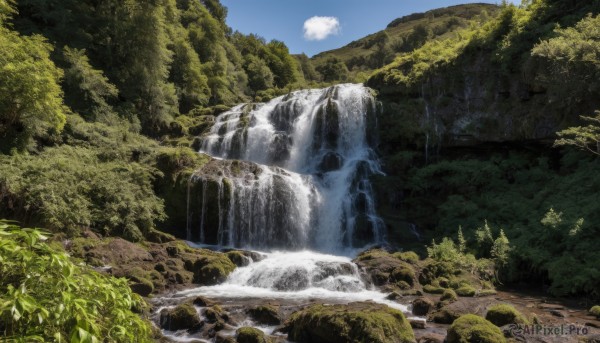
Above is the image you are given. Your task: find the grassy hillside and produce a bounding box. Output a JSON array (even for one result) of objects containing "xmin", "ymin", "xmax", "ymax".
[
  {"xmin": 366, "ymin": 0, "xmax": 600, "ymax": 298},
  {"xmin": 309, "ymin": 3, "xmax": 499, "ymax": 82}
]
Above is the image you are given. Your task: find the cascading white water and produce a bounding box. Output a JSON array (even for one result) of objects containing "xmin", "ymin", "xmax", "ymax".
[
  {"xmin": 191, "ymin": 83, "xmax": 385, "ymax": 252},
  {"xmin": 159, "ymin": 85, "xmax": 409, "ymax": 341}
]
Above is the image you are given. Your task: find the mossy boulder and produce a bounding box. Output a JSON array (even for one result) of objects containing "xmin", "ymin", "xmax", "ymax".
[
  {"xmin": 284, "ymin": 302, "xmax": 416, "ymax": 343},
  {"xmin": 354, "ymin": 249, "xmax": 421, "ymax": 291},
  {"xmin": 235, "ymin": 327, "xmax": 270, "ymax": 343},
  {"xmin": 412, "ymin": 297, "xmax": 435, "ymax": 316},
  {"xmin": 447, "ymin": 314, "xmax": 506, "ymax": 343},
  {"xmin": 226, "ymin": 250, "xmax": 251, "ymax": 267},
  {"xmin": 441, "ymin": 289, "xmax": 458, "ymax": 302},
  {"xmin": 485, "ymin": 304, "xmax": 528, "ymax": 326},
  {"xmin": 159, "ymin": 303, "xmax": 202, "ymax": 332},
  {"xmin": 590, "ymin": 305, "xmax": 600, "ymax": 318},
  {"xmin": 478, "ymin": 289, "xmax": 498, "ymax": 297},
  {"xmin": 455, "ymin": 285, "xmax": 476, "ymax": 297},
  {"xmin": 247, "ymin": 305, "xmax": 281, "ymax": 325},
  {"xmin": 193, "ymin": 254, "xmax": 236, "ymax": 285}
]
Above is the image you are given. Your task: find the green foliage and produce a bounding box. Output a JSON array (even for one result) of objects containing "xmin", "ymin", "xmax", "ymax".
[
  {"xmin": 316, "ymin": 57, "xmax": 349, "ymax": 82},
  {"xmin": 441, "ymin": 289, "xmax": 458, "ymax": 302},
  {"xmin": 0, "ymin": 12, "xmax": 67, "ymax": 151},
  {"xmin": 61, "ymin": 47, "xmax": 118, "ymax": 121},
  {"xmin": 447, "ymin": 314, "xmax": 506, "ymax": 343},
  {"xmin": 0, "ymin": 221, "xmax": 153, "ymax": 342},
  {"xmin": 555, "ymin": 111, "xmax": 600, "ymax": 155},
  {"xmin": 485, "ymin": 304, "xmax": 528, "ymax": 326},
  {"xmin": 532, "ymin": 14, "xmax": 600, "ymax": 103},
  {"xmin": 0, "ymin": 118, "xmax": 165, "ymax": 240}
]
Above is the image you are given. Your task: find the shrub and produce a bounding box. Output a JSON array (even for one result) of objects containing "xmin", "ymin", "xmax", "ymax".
[
  {"xmin": 456, "ymin": 285, "xmax": 477, "ymax": 297},
  {"xmin": 0, "ymin": 220, "xmax": 153, "ymax": 342},
  {"xmin": 589, "ymin": 305, "xmax": 600, "ymax": 319}
]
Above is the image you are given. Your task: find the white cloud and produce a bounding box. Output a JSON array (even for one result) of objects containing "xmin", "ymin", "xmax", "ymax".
[{"xmin": 303, "ymin": 16, "xmax": 340, "ymax": 41}]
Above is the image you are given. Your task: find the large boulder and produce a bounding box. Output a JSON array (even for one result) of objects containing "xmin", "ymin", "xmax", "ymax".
[
  {"xmin": 485, "ymin": 304, "xmax": 528, "ymax": 327},
  {"xmin": 284, "ymin": 302, "xmax": 416, "ymax": 343},
  {"xmin": 235, "ymin": 327, "xmax": 270, "ymax": 343},
  {"xmin": 193, "ymin": 254, "xmax": 236, "ymax": 285},
  {"xmin": 412, "ymin": 297, "xmax": 435, "ymax": 316},
  {"xmin": 353, "ymin": 249, "xmax": 419, "ymax": 291},
  {"xmin": 159, "ymin": 303, "xmax": 202, "ymax": 332},
  {"xmin": 247, "ymin": 305, "xmax": 281, "ymax": 325},
  {"xmin": 446, "ymin": 314, "xmax": 506, "ymax": 343}
]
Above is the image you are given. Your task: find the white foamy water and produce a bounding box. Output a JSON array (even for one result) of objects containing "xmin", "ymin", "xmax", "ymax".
[{"xmin": 167, "ymin": 250, "xmax": 408, "ymax": 312}]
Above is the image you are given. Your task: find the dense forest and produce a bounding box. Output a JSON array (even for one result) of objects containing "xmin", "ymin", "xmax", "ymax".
[{"xmin": 1, "ymin": 0, "xmax": 600, "ymax": 342}]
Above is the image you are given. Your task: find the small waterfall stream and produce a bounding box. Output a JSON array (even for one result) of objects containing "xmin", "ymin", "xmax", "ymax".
[{"xmin": 159, "ymin": 84, "xmax": 409, "ymax": 342}]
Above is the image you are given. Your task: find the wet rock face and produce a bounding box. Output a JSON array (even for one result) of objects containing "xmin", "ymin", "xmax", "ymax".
[
  {"xmin": 284, "ymin": 302, "xmax": 416, "ymax": 343},
  {"xmin": 247, "ymin": 305, "xmax": 282, "ymax": 326},
  {"xmin": 272, "ymin": 268, "xmax": 310, "ymax": 291},
  {"xmin": 160, "ymin": 303, "xmax": 202, "ymax": 332},
  {"xmin": 318, "ymin": 152, "xmax": 344, "ymax": 172}
]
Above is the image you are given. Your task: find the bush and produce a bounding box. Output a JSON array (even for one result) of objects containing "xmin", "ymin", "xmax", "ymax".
[
  {"xmin": 447, "ymin": 314, "xmax": 506, "ymax": 343},
  {"xmin": 0, "ymin": 144, "xmax": 165, "ymax": 240},
  {"xmin": 0, "ymin": 220, "xmax": 153, "ymax": 342},
  {"xmin": 485, "ymin": 304, "xmax": 528, "ymax": 326}
]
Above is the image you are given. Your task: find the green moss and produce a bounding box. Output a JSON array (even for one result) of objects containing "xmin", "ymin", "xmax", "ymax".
[
  {"xmin": 478, "ymin": 289, "xmax": 498, "ymax": 297},
  {"xmin": 393, "ymin": 251, "xmax": 420, "ymax": 263},
  {"xmin": 423, "ymin": 285, "xmax": 445, "ymax": 294},
  {"xmin": 441, "ymin": 289, "xmax": 458, "ymax": 302},
  {"xmin": 193, "ymin": 254, "xmax": 236, "ymax": 285},
  {"xmin": 236, "ymin": 327, "xmax": 270, "ymax": 343},
  {"xmin": 455, "ymin": 285, "xmax": 476, "ymax": 297},
  {"xmin": 485, "ymin": 304, "xmax": 528, "ymax": 327},
  {"xmin": 447, "ymin": 314, "xmax": 506, "ymax": 343},
  {"xmin": 590, "ymin": 306, "xmax": 600, "ymax": 318},
  {"xmin": 285, "ymin": 303, "xmax": 415, "ymax": 343}
]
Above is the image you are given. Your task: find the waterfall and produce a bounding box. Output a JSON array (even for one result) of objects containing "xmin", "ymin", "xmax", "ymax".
[{"xmin": 189, "ymin": 84, "xmax": 385, "ymax": 252}]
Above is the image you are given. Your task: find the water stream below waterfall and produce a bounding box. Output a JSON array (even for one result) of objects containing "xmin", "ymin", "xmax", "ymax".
[{"xmin": 157, "ymin": 84, "xmax": 414, "ymax": 342}]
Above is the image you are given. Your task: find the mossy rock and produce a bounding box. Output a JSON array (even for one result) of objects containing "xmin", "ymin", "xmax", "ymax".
[
  {"xmin": 441, "ymin": 289, "xmax": 458, "ymax": 302},
  {"xmin": 390, "ymin": 266, "xmax": 415, "ymax": 286},
  {"xmin": 247, "ymin": 305, "xmax": 281, "ymax": 325},
  {"xmin": 193, "ymin": 254, "xmax": 236, "ymax": 285},
  {"xmin": 205, "ymin": 305, "xmax": 227, "ymax": 323},
  {"xmin": 447, "ymin": 314, "xmax": 506, "ymax": 343},
  {"xmin": 423, "ymin": 284, "xmax": 445, "ymax": 294},
  {"xmin": 412, "ymin": 297, "xmax": 435, "ymax": 316},
  {"xmin": 285, "ymin": 302, "xmax": 415, "ymax": 343},
  {"xmin": 485, "ymin": 304, "xmax": 528, "ymax": 327},
  {"xmin": 159, "ymin": 303, "xmax": 202, "ymax": 332},
  {"xmin": 236, "ymin": 327, "xmax": 270, "ymax": 343},
  {"xmin": 455, "ymin": 285, "xmax": 476, "ymax": 297},
  {"xmin": 590, "ymin": 305, "xmax": 600, "ymax": 318},
  {"xmin": 129, "ymin": 278, "xmax": 154, "ymax": 297},
  {"xmin": 226, "ymin": 251, "xmax": 251, "ymax": 267}
]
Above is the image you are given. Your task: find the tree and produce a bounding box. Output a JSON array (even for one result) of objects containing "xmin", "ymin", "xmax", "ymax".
[
  {"xmin": 554, "ymin": 111, "xmax": 600, "ymax": 155},
  {"xmin": 457, "ymin": 226, "xmax": 467, "ymax": 253},
  {"xmin": 475, "ymin": 220, "xmax": 494, "ymax": 258},
  {"xmin": 491, "ymin": 229, "xmax": 511, "ymax": 269},
  {"xmin": 245, "ymin": 55, "xmax": 274, "ymax": 93},
  {"xmin": 316, "ymin": 57, "xmax": 349, "ymax": 82},
  {"xmin": 62, "ymin": 47, "xmax": 118, "ymax": 121},
  {"xmin": 0, "ymin": 11, "xmax": 67, "ymax": 151}
]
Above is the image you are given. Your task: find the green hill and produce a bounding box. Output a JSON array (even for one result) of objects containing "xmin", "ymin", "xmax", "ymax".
[{"xmin": 307, "ymin": 3, "xmax": 499, "ymax": 82}]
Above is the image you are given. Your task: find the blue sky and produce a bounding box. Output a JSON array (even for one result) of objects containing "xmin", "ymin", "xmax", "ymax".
[{"xmin": 220, "ymin": 0, "xmax": 517, "ymax": 56}]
